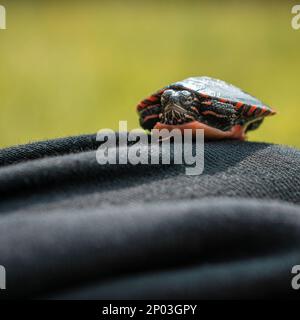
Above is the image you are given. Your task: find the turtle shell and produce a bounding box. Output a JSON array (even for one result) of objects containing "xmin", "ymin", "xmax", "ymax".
[{"xmin": 137, "ymin": 76, "xmax": 276, "ymax": 130}]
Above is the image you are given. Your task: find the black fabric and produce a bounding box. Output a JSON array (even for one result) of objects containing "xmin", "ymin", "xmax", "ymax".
[{"xmin": 0, "ymin": 134, "xmax": 299, "ymax": 299}]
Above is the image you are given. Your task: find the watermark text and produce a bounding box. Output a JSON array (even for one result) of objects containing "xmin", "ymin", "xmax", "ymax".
[
  {"xmin": 292, "ymin": 5, "xmax": 300, "ymax": 30},
  {"xmin": 0, "ymin": 5, "xmax": 6, "ymax": 30},
  {"xmin": 291, "ymin": 265, "xmax": 300, "ymax": 290},
  {"xmin": 96, "ymin": 121, "xmax": 204, "ymax": 176},
  {"xmin": 0, "ymin": 265, "xmax": 6, "ymax": 290}
]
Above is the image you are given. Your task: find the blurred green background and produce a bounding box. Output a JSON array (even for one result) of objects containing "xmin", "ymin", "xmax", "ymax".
[{"xmin": 0, "ymin": 0, "xmax": 299, "ymax": 148}]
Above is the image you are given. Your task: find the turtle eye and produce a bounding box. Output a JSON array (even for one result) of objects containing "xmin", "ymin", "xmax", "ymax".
[
  {"xmin": 161, "ymin": 90, "xmax": 173, "ymax": 104},
  {"xmin": 180, "ymin": 91, "xmax": 193, "ymax": 104}
]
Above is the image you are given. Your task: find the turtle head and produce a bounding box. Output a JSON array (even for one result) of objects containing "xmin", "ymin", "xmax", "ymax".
[{"xmin": 160, "ymin": 89, "xmax": 196, "ymax": 125}]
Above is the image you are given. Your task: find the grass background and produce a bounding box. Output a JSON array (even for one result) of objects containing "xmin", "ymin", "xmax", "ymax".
[{"xmin": 0, "ymin": 1, "xmax": 299, "ymax": 148}]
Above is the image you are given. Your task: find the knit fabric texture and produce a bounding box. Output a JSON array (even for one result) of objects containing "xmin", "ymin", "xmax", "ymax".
[{"xmin": 0, "ymin": 133, "xmax": 299, "ymax": 299}]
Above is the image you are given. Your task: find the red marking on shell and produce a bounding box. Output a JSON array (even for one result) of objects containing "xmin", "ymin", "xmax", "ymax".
[
  {"xmin": 142, "ymin": 114, "xmax": 159, "ymax": 123},
  {"xmin": 235, "ymin": 102, "xmax": 244, "ymax": 108},
  {"xmin": 148, "ymin": 95, "xmax": 159, "ymax": 102},
  {"xmin": 137, "ymin": 100, "xmax": 154, "ymax": 112},
  {"xmin": 139, "ymin": 103, "xmax": 160, "ymax": 112},
  {"xmin": 260, "ymin": 106, "xmax": 267, "ymax": 115},
  {"xmin": 219, "ymin": 98, "xmax": 227, "ymax": 103},
  {"xmin": 264, "ymin": 107, "xmax": 276, "ymax": 115},
  {"xmin": 138, "ymin": 104, "xmax": 161, "ymax": 115},
  {"xmin": 248, "ymin": 105, "xmax": 257, "ymax": 115},
  {"xmin": 202, "ymin": 110, "xmax": 226, "ymax": 118},
  {"xmin": 203, "ymin": 110, "xmax": 218, "ymax": 116},
  {"xmin": 202, "ymin": 101, "xmax": 212, "ymax": 105},
  {"xmin": 137, "ymin": 91, "xmax": 164, "ymax": 111},
  {"xmin": 137, "ymin": 101, "xmax": 147, "ymax": 108}
]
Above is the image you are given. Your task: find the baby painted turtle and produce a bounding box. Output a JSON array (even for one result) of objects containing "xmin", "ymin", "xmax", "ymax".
[{"xmin": 137, "ymin": 76, "xmax": 276, "ymax": 140}]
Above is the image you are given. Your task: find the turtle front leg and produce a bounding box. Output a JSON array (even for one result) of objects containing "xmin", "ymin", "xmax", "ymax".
[
  {"xmin": 199, "ymin": 99, "xmax": 239, "ymax": 132},
  {"xmin": 201, "ymin": 99, "xmax": 237, "ymax": 120}
]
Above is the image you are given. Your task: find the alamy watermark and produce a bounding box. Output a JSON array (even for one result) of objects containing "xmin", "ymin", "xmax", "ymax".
[
  {"xmin": 0, "ymin": 265, "xmax": 5, "ymax": 290},
  {"xmin": 291, "ymin": 265, "xmax": 300, "ymax": 290},
  {"xmin": 292, "ymin": 5, "xmax": 300, "ymax": 30},
  {"xmin": 0, "ymin": 5, "xmax": 6, "ymax": 29},
  {"xmin": 96, "ymin": 121, "xmax": 204, "ymax": 176}
]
